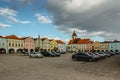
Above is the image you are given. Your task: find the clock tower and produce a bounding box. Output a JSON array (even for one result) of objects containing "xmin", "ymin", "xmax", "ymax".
[{"xmin": 72, "ymin": 31, "xmax": 77, "ymax": 39}]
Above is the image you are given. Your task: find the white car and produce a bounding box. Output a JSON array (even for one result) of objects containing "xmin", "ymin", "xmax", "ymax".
[{"xmin": 29, "ymin": 52, "xmax": 43, "ymax": 58}]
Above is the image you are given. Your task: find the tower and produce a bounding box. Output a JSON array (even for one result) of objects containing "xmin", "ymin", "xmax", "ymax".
[{"xmin": 72, "ymin": 31, "xmax": 77, "ymax": 39}]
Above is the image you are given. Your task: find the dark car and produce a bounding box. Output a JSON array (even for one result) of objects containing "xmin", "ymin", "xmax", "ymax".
[
  {"xmin": 72, "ymin": 53, "xmax": 97, "ymax": 62},
  {"xmin": 115, "ymin": 51, "xmax": 120, "ymax": 55},
  {"xmin": 52, "ymin": 52, "xmax": 60, "ymax": 57},
  {"xmin": 41, "ymin": 51, "xmax": 55, "ymax": 57},
  {"xmin": 87, "ymin": 52, "xmax": 101, "ymax": 60},
  {"xmin": 59, "ymin": 52, "xmax": 66, "ymax": 54},
  {"xmin": 108, "ymin": 51, "xmax": 116, "ymax": 56}
]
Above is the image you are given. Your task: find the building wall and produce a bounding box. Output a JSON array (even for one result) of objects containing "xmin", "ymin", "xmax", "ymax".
[
  {"xmin": 42, "ymin": 39, "xmax": 50, "ymax": 51},
  {"xmin": 24, "ymin": 37, "xmax": 35, "ymax": 52},
  {"xmin": 34, "ymin": 39, "xmax": 42, "ymax": 50},
  {"xmin": 67, "ymin": 44, "xmax": 77, "ymax": 52},
  {"xmin": 109, "ymin": 42, "xmax": 120, "ymax": 51},
  {"xmin": 77, "ymin": 44, "xmax": 87, "ymax": 52},
  {"xmin": 92, "ymin": 42, "xmax": 101, "ymax": 51},
  {"xmin": 57, "ymin": 44, "xmax": 66, "ymax": 52},
  {"xmin": 100, "ymin": 43, "xmax": 109, "ymax": 51},
  {"xmin": 50, "ymin": 40, "xmax": 58, "ymax": 51},
  {"xmin": 7, "ymin": 38, "xmax": 24, "ymax": 53},
  {"xmin": 0, "ymin": 37, "xmax": 8, "ymax": 53},
  {"xmin": 86, "ymin": 43, "xmax": 93, "ymax": 51}
]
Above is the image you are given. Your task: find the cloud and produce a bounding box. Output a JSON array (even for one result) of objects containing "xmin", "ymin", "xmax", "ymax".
[
  {"xmin": 0, "ymin": 7, "xmax": 31, "ymax": 24},
  {"xmin": 35, "ymin": 13, "xmax": 52, "ymax": 23},
  {"xmin": 46, "ymin": 0, "xmax": 120, "ymax": 40},
  {"xmin": 0, "ymin": 23, "xmax": 11, "ymax": 28},
  {"xmin": 19, "ymin": 21, "xmax": 31, "ymax": 24},
  {"xmin": 0, "ymin": 7, "xmax": 17, "ymax": 17},
  {"xmin": 7, "ymin": 16, "xmax": 19, "ymax": 23}
]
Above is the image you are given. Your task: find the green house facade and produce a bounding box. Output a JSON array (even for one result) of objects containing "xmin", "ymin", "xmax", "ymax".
[{"xmin": 0, "ymin": 36, "xmax": 8, "ymax": 53}]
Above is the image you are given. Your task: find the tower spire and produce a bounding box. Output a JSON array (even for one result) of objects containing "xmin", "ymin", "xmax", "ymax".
[{"xmin": 72, "ymin": 30, "xmax": 77, "ymax": 39}]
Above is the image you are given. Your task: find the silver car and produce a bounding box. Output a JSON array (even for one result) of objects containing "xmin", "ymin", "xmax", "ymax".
[{"xmin": 29, "ymin": 52, "xmax": 43, "ymax": 58}]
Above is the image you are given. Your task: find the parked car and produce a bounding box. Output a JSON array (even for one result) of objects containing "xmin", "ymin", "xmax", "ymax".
[
  {"xmin": 41, "ymin": 51, "xmax": 55, "ymax": 57},
  {"xmin": 72, "ymin": 53, "xmax": 97, "ymax": 62},
  {"xmin": 108, "ymin": 51, "xmax": 116, "ymax": 55},
  {"xmin": 29, "ymin": 52, "xmax": 43, "ymax": 58},
  {"xmin": 52, "ymin": 52, "xmax": 60, "ymax": 57},
  {"xmin": 115, "ymin": 51, "xmax": 120, "ymax": 55},
  {"xmin": 99, "ymin": 52, "xmax": 111, "ymax": 57},
  {"xmin": 87, "ymin": 52, "xmax": 101, "ymax": 60},
  {"xmin": 59, "ymin": 52, "xmax": 66, "ymax": 54},
  {"xmin": 104, "ymin": 52, "xmax": 112, "ymax": 57},
  {"xmin": 94, "ymin": 52, "xmax": 106, "ymax": 59}
]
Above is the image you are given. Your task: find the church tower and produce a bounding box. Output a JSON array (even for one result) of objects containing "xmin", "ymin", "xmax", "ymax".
[{"xmin": 72, "ymin": 31, "xmax": 77, "ymax": 39}]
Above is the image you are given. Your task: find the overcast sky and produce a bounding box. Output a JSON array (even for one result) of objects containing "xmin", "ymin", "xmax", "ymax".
[{"xmin": 0, "ymin": 0, "xmax": 120, "ymax": 41}]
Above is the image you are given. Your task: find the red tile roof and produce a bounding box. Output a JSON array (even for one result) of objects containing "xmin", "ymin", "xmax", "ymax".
[
  {"xmin": 21, "ymin": 37, "xmax": 33, "ymax": 40},
  {"xmin": 77, "ymin": 39, "xmax": 91, "ymax": 44},
  {"xmin": 0, "ymin": 35, "xmax": 4, "ymax": 38},
  {"xmin": 6, "ymin": 35, "xmax": 21, "ymax": 40},
  {"xmin": 68, "ymin": 38, "xmax": 80, "ymax": 44},
  {"xmin": 68, "ymin": 38, "xmax": 92, "ymax": 44},
  {"xmin": 41, "ymin": 38, "xmax": 47, "ymax": 41},
  {"xmin": 56, "ymin": 40, "xmax": 65, "ymax": 44}
]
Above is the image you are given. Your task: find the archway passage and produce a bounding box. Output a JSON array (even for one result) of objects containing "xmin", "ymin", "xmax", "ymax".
[
  {"xmin": 30, "ymin": 49, "xmax": 34, "ymax": 52},
  {"xmin": 0, "ymin": 48, "xmax": 6, "ymax": 54},
  {"xmin": 9, "ymin": 49, "xmax": 15, "ymax": 54},
  {"xmin": 17, "ymin": 49, "xmax": 23, "ymax": 53},
  {"xmin": 24, "ymin": 49, "xmax": 28, "ymax": 52}
]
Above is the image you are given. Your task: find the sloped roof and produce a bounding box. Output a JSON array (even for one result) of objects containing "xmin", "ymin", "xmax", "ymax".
[
  {"xmin": 113, "ymin": 40, "xmax": 120, "ymax": 43},
  {"xmin": 41, "ymin": 38, "xmax": 47, "ymax": 41},
  {"xmin": 6, "ymin": 35, "xmax": 21, "ymax": 40},
  {"xmin": 0, "ymin": 35, "xmax": 4, "ymax": 38},
  {"xmin": 49, "ymin": 39, "xmax": 54, "ymax": 42},
  {"xmin": 102, "ymin": 41, "xmax": 111, "ymax": 43},
  {"xmin": 68, "ymin": 38, "xmax": 80, "ymax": 44},
  {"xmin": 56, "ymin": 40, "xmax": 65, "ymax": 44},
  {"xmin": 77, "ymin": 39, "xmax": 91, "ymax": 44}
]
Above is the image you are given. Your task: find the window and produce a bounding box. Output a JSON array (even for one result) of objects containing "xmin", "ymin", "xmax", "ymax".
[
  {"xmin": 12, "ymin": 43, "xmax": 14, "ymax": 47},
  {"xmin": 16, "ymin": 43, "xmax": 17, "ymax": 47},
  {"xmin": 2, "ymin": 43, "xmax": 4, "ymax": 46},
  {"xmin": 9, "ymin": 43, "xmax": 11, "ymax": 46},
  {"xmin": 21, "ymin": 44, "xmax": 23, "ymax": 47},
  {"xmin": 18, "ymin": 44, "xmax": 20, "ymax": 47}
]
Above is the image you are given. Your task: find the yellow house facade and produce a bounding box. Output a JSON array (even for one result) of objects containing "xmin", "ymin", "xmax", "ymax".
[
  {"xmin": 100, "ymin": 41, "xmax": 109, "ymax": 51},
  {"xmin": 92, "ymin": 41, "xmax": 101, "ymax": 51},
  {"xmin": 49, "ymin": 39, "xmax": 58, "ymax": 51}
]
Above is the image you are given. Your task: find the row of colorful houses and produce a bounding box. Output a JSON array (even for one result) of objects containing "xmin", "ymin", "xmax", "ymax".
[
  {"xmin": 67, "ymin": 31, "xmax": 120, "ymax": 52},
  {"xmin": 0, "ymin": 35, "xmax": 66, "ymax": 54}
]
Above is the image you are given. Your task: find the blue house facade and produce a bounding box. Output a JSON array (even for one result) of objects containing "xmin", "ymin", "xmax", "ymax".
[{"xmin": 109, "ymin": 41, "xmax": 120, "ymax": 52}]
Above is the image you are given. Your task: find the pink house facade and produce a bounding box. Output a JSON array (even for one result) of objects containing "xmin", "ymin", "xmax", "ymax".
[
  {"xmin": 23, "ymin": 37, "xmax": 35, "ymax": 52},
  {"xmin": 86, "ymin": 42, "xmax": 93, "ymax": 52}
]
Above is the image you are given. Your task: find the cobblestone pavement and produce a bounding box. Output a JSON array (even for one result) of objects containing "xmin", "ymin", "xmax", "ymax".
[{"xmin": 0, "ymin": 53, "xmax": 120, "ymax": 80}]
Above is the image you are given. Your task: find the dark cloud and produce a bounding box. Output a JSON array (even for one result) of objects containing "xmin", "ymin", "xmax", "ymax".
[
  {"xmin": 46, "ymin": 0, "xmax": 120, "ymax": 40},
  {"xmin": 1, "ymin": 0, "xmax": 120, "ymax": 40}
]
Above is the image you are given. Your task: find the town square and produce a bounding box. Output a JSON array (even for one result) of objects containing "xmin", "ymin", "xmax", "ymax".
[{"xmin": 0, "ymin": 0, "xmax": 120, "ymax": 80}]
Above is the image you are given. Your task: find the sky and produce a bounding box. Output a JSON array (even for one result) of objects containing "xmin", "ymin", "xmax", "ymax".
[{"xmin": 0, "ymin": 0, "xmax": 120, "ymax": 42}]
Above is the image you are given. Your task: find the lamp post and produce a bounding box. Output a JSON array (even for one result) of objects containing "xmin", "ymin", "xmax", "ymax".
[{"xmin": 38, "ymin": 35, "xmax": 40, "ymax": 52}]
